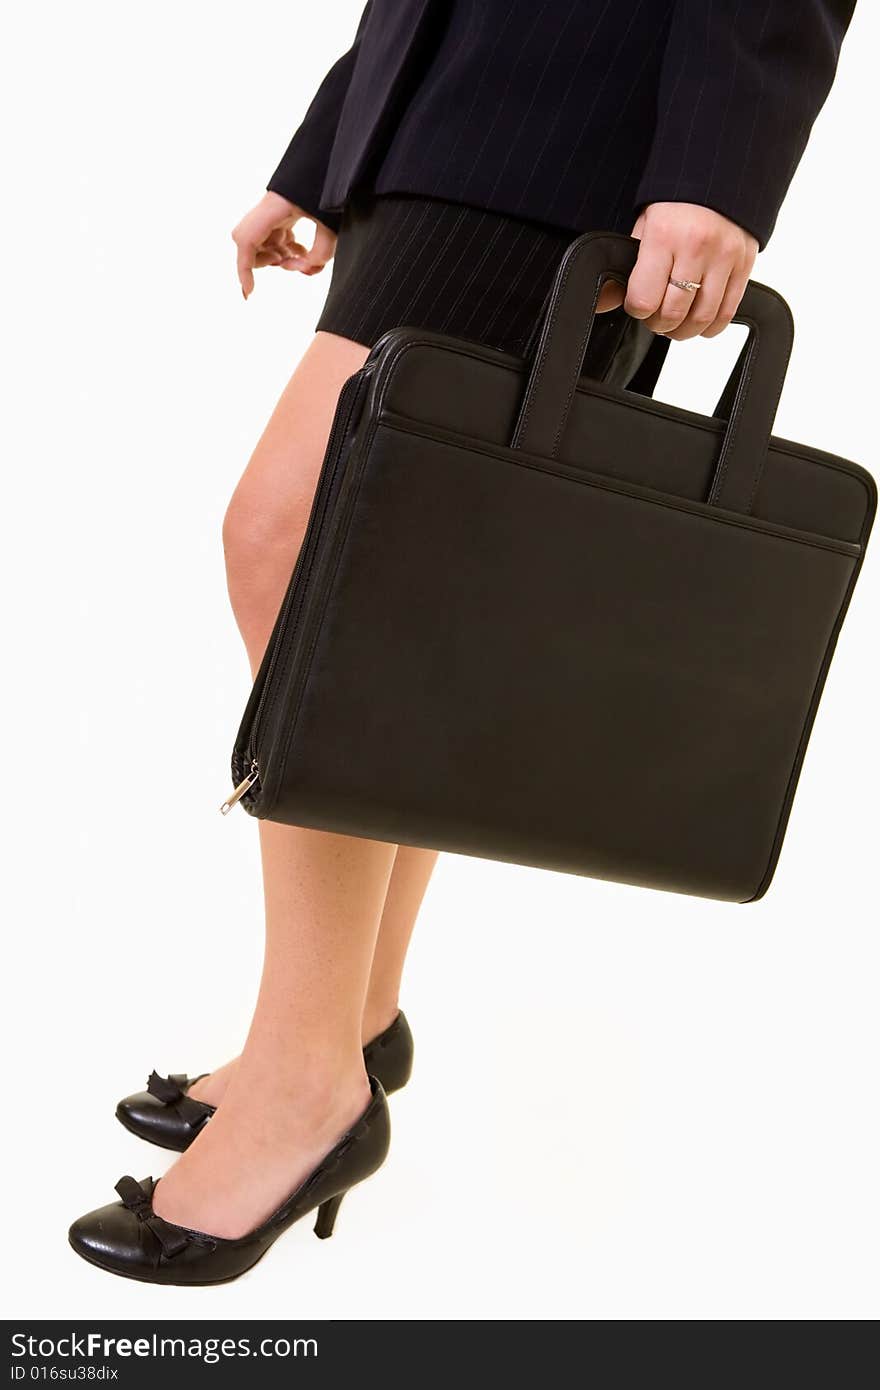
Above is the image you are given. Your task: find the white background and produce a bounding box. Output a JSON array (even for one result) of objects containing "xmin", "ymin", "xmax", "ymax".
[{"xmin": 2, "ymin": 2, "xmax": 877, "ymax": 1321}]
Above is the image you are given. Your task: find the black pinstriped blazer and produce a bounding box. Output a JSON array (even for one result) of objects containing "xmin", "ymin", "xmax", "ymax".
[{"xmin": 267, "ymin": 0, "xmax": 855, "ymax": 248}]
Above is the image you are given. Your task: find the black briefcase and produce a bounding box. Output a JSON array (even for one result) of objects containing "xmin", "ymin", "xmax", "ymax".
[{"xmin": 223, "ymin": 232, "xmax": 874, "ymax": 902}]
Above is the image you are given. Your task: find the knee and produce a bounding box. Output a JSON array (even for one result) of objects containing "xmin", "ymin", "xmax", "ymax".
[{"xmin": 222, "ymin": 477, "xmax": 311, "ymax": 638}]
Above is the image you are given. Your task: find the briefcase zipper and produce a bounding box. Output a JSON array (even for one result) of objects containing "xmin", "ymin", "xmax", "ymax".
[
  {"xmin": 219, "ymin": 363, "xmax": 373, "ymax": 816},
  {"xmin": 219, "ymin": 760, "xmax": 260, "ymax": 815}
]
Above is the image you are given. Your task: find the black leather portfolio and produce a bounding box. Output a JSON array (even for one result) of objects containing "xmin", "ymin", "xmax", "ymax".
[{"xmin": 225, "ymin": 233, "xmax": 875, "ymax": 902}]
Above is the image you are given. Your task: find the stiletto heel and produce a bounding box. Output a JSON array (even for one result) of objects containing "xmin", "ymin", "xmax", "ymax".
[
  {"xmin": 69, "ymin": 1079, "xmax": 390, "ymax": 1285},
  {"xmin": 313, "ymin": 1191, "xmax": 345, "ymax": 1239}
]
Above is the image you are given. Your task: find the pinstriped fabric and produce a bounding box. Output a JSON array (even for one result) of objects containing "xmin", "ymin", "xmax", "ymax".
[
  {"xmin": 571, "ymin": 12, "xmax": 673, "ymax": 225},
  {"xmin": 269, "ymin": 1, "xmax": 855, "ymax": 252},
  {"xmin": 702, "ymin": 0, "xmax": 744, "ymax": 205},
  {"xmin": 668, "ymin": 0, "xmax": 712, "ymax": 202},
  {"xmin": 458, "ymin": 0, "xmax": 556, "ymax": 204},
  {"xmin": 514, "ymin": 0, "xmax": 616, "ymax": 212},
  {"xmin": 541, "ymin": 0, "xmax": 656, "ymax": 223},
  {"xmin": 727, "ymin": 7, "xmax": 772, "ymax": 214},
  {"xmin": 375, "ymin": 0, "xmax": 487, "ymax": 186},
  {"xmin": 340, "ymin": 198, "xmax": 434, "ymax": 335},
  {"xmin": 483, "ymin": 233, "xmax": 553, "ymax": 346},
  {"xmin": 362, "ymin": 203, "xmax": 472, "ymax": 336},
  {"xmin": 315, "ymin": 195, "xmax": 574, "ymax": 353},
  {"xmin": 631, "ymin": 0, "xmax": 854, "ymax": 243},
  {"xmin": 373, "ymin": 0, "xmax": 669, "ymax": 234},
  {"xmin": 456, "ymin": 222, "xmax": 531, "ymax": 340},
  {"xmin": 433, "ymin": 216, "xmax": 508, "ymax": 332}
]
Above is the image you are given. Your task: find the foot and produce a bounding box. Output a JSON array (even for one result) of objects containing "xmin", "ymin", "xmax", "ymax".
[
  {"xmin": 180, "ymin": 1008, "xmax": 399, "ymax": 1106},
  {"xmin": 187, "ymin": 1057, "xmax": 238, "ymax": 1107},
  {"xmin": 116, "ymin": 1011, "xmax": 412, "ymax": 1156},
  {"xmin": 69, "ymin": 1081, "xmax": 391, "ymax": 1285},
  {"xmin": 151, "ymin": 1058, "xmax": 371, "ymax": 1239}
]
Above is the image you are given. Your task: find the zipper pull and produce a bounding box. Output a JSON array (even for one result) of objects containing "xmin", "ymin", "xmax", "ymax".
[{"xmin": 220, "ymin": 760, "xmax": 260, "ymax": 815}]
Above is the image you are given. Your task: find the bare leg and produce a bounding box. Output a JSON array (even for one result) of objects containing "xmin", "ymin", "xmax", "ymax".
[
  {"xmin": 362, "ymin": 846, "xmax": 438, "ymax": 1044},
  {"xmin": 153, "ymin": 335, "xmax": 431, "ymax": 1236},
  {"xmin": 221, "ymin": 333, "xmax": 371, "ymax": 671},
  {"xmin": 191, "ymin": 840, "xmax": 437, "ymax": 1106}
]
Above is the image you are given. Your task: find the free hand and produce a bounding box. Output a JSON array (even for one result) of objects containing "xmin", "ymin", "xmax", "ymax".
[
  {"xmin": 232, "ymin": 192, "xmax": 337, "ymax": 300},
  {"xmin": 601, "ymin": 202, "xmax": 758, "ymax": 339}
]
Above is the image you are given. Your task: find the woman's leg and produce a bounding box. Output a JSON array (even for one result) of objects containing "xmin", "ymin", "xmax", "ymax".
[
  {"xmin": 154, "ymin": 818, "xmax": 397, "ymax": 1237},
  {"xmin": 191, "ymin": 840, "xmax": 437, "ymax": 1107},
  {"xmin": 192, "ymin": 841, "xmax": 438, "ymax": 1106},
  {"xmin": 221, "ymin": 333, "xmax": 370, "ymax": 672},
  {"xmin": 216, "ymin": 327, "xmax": 438, "ymax": 1015},
  {"xmin": 362, "ymin": 845, "xmax": 438, "ymax": 1044},
  {"xmin": 153, "ymin": 335, "xmax": 430, "ymax": 1236},
  {"xmin": 182, "ymin": 335, "xmax": 435, "ymax": 1114}
]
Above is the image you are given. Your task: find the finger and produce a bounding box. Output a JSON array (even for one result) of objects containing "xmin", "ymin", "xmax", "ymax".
[
  {"xmin": 257, "ymin": 229, "xmax": 297, "ymax": 266},
  {"xmin": 288, "ymin": 221, "xmax": 336, "ymax": 274},
  {"xmin": 309, "ymin": 222, "xmax": 336, "ymax": 269},
  {"xmin": 279, "ymin": 231, "xmax": 304, "ymax": 258},
  {"xmin": 597, "ymin": 280, "xmax": 625, "ymax": 313},
  {"xmin": 598, "ymin": 212, "xmax": 646, "ymax": 313},
  {"xmin": 236, "ymin": 240, "xmax": 255, "ymax": 299},
  {"xmin": 663, "ymin": 265, "xmax": 729, "ymax": 342},
  {"xmin": 276, "ymin": 238, "xmax": 309, "ymax": 270},
  {"xmin": 702, "ymin": 263, "xmax": 751, "ymax": 338},
  {"xmin": 261, "ymin": 229, "xmax": 289, "ymax": 256},
  {"xmin": 642, "ymin": 261, "xmax": 710, "ymax": 334},
  {"xmin": 624, "ymin": 238, "xmax": 674, "ymax": 321}
]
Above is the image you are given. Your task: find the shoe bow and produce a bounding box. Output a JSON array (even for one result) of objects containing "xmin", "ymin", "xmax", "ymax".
[
  {"xmin": 146, "ymin": 1070, "xmax": 211, "ymax": 1128},
  {"xmin": 114, "ymin": 1176, "xmax": 190, "ymax": 1258}
]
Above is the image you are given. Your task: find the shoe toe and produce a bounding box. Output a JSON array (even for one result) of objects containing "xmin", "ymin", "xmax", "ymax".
[
  {"xmin": 116, "ymin": 1090, "xmax": 208, "ymax": 1149},
  {"xmin": 68, "ymin": 1200, "xmax": 156, "ymax": 1278},
  {"xmin": 117, "ymin": 1090, "xmax": 169, "ymax": 1135}
]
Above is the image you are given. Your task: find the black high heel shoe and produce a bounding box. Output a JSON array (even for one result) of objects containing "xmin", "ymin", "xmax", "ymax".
[
  {"xmin": 116, "ymin": 1010, "xmax": 413, "ymax": 1152},
  {"xmin": 69, "ymin": 1078, "xmax": 390, "ymax": 1285}
]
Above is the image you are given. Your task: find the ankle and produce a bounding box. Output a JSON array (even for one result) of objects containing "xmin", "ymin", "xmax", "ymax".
[
  {"xmin": 188, "ymin": 1057, "xmax": 239, "ymax": 1107},
  {"xmin": 228, "ymin": 1043, "xmax": 369, "ymax": 1116},
  {"xmin": 283, "ymin": 1062, "xmax": 371, "ymax": 1119}
]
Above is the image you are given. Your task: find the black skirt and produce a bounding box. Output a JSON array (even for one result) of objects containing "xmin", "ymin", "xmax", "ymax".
[{"xmin": 315, "ymin": 193, "xmax": 577, "ymax": 356}]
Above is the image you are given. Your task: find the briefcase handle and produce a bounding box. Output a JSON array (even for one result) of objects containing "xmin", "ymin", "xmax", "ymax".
[{"xmin": 511, "ymin": 231, "xmax": 795, "ymax": 515}]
